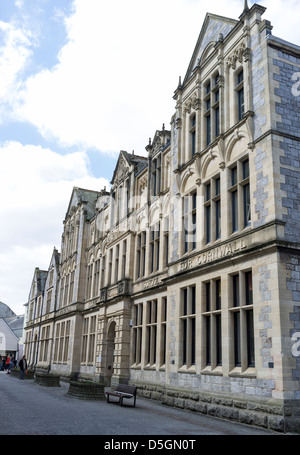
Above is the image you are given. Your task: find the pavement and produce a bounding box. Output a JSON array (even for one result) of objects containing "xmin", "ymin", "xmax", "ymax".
[{"xmin": 0, "ymin": 370, "xmax": 284, "ymax": 441}]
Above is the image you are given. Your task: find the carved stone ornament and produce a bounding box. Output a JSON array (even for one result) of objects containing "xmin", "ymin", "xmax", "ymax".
[
  {"xmin": 183, "ymin": 94, "xmax": 201, "ymax": 114},
  {"xmin": 114, "ymin": 157, "xmax": 129, "ymax": 185},
  {"xmin": 226, "ymin": 42, "xmax": 246, "ymax": 69}
]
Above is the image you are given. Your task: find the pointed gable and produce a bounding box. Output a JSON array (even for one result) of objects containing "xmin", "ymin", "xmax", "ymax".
[
  {"xmin": 184, "ymin": 13, "xmax": 238, "ymax": 83},
  {"xmin": 65, "ymin": 187, "xmax": 100, "ymax": 221},
  {"xmin": 111, "ymin": 150, "xmax": 147, "ymax": 186}
]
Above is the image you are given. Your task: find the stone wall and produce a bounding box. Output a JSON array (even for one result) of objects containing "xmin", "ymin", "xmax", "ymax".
[{"xmin": 133, "ymin": 382, "xmax": 286, "ymax": 432}]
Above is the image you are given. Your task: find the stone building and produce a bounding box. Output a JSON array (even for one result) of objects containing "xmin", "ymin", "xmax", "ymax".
[{"xmin": 24, "ymin": 2, "xmax": 300, "ymax": 432}]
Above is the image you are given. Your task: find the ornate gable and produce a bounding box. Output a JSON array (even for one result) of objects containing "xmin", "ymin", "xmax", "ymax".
[
  {"xmin": 184, "ymin": 13, "xmax": 238, "ymax": 83},
  {"xmin": 111, "ymin": 152, "xmax": 130, "ymax": 187}
]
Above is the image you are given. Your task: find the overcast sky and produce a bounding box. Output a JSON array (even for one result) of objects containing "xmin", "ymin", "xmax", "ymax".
[{"xmin": 0, "ymin": 0, "xmax": 299, "ymax": 316}]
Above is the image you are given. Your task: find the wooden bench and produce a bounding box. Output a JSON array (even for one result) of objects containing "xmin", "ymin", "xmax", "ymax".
[{"xmin": 105, "ymin": 384, "xmax": 137, "ymax": 407}]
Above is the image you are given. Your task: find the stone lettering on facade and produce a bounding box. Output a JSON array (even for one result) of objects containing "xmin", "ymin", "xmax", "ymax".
[{"xmin": 179, "ymin": 238, "xmax": 248, "ymax": 272}]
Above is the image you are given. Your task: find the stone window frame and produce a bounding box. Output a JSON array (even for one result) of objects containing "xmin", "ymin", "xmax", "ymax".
[
  {"xmin": 235, "ymin": 66, "xmax": 245, "ymax": 122},
  {"xmin": 160, "ymin": 297, "xmax": 168, "ymax": 367},
  {"xmin": 46, "ymin": 289, "xmax": 52, "ymax": 314},
  {"xmin": 182, "ymin": 191, "xmax": 197, "ymax": 255},
  {"xmin": 149, "ymin": 222, "xmax": 160, "ymax": 274},
  {"xmin": 179, "ymin": 285, "xmax": 196, "ymax": 370},
  {"xmin": 203, "ymin": 72, "xmax": 220, "ymax": 147},
  {"xmin": 132, "ymin": 303, "xmax": 143, "ymax": 365},
  {"xmin": 132, "ymin": 297, "xmax": 168, "ymax": 369},
  {"xmin": 189, "ymin": 112, "xmax": 197, "ymax": 158},
  {"xmin": 39, "ymin": 324, "xmax": 51, "ymax": 362},
  {"xmin": 152, "ymin": 153, "xmax": 162, "ymax": 197},
  {"xmin": 93, "ymin": 259, "xmax": 100, "ymax": 297},
  {"xmin": 136, "ymin": 231, "xmax": 147, "ymax": 279},
  {"xmin": 228, "ymin": 155, "xmax": 251, "ymax": 234},
  {"xmin": 201, "ymin": 278, "xmax": 222, "ymax": 371},
  {"xmin": 145, "ymin": 299, "xmax": 158, "ymax": 366},
  {"xmin": 81, "ymin": 315, "xmax": 96, "ymax": 365},
  {"xmin": 53, "ymin": 320, "xmax": 70, "ymax": 364},
  {"xmin": 228, "ymin": 269, "xmax": 255, "ymax": 372},
  {"xmin": 121, "ymin": 239, "xmax": 127, "ymax": 280},
  {"xmin": 203, "ymin": 173, "xmax": 221, "ymax": 244}
]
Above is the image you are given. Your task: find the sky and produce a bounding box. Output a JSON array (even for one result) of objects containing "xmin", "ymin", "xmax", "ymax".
[{"xmin": 0, "ymin": 0, "xmax": 299, "ymax": 316}]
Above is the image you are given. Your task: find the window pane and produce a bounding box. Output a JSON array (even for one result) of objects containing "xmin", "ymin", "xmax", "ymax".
[
  {"xmin": 206, "ymin": 316, "xmax": 211, "ymax": 366},
  {"xmin": 238, "ymin": 88, "xmax": 244, "ymax": 121},
  {"xmin": 216, "ymin": 199, "xmax": 221, "ymax": 239},
  {"xmin": 216, "ymin": 314, "xmax": 222, "ymax": 366},
  {"xmin": 243, "ymin": 183, "xmax": 251, "ymax": 227},
  {"xmin": 233, "ymin": 275, "xmax": 240, "ymax": 307},
  {"xmin": 215, "ymin": 279, "xmax": 221, "ymax": 310},
  {"xmin": 245, "ymin": 271, "xmax": 253, "ymax": 305},
  {"xmin": 206, "ymin": 205, "xmax": 211, "ymax": 243},
  {"xmin": 234, "ymin": 312, "xmax": 241, "ymax": 366},
  {"xmin": 191, "ymin": 318, "xmax": 196, "ymax": 365},
  {"xmin": 232, "ymin": 190, "xmax": 238, "ymax": 232},
  {"xmin": 247, "ymin": 310, "xmax": 255, "ymax": 367},
  {"xmin": 206, "ymin": 282, "xmax": 211, "ymax": 312}
]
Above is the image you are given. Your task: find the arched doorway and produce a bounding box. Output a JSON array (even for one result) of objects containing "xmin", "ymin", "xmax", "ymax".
[{"xmin": 106, "ymin": 321, "xmax": 116, "ymax": 386}]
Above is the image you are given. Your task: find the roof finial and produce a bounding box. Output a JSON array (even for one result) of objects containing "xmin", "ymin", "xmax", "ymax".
[{"xmin": 244, "ymin": 0, "xmax": 249, "ymax": 11}]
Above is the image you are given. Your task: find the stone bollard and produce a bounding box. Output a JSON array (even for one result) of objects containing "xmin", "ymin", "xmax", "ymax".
[
  {"xmin": 66, "ymin": 381, "xmax": 106, "ymax": 400},
  {"xmin": 34, "ymin": 372, "xmax": 60, "ymax": 387}
]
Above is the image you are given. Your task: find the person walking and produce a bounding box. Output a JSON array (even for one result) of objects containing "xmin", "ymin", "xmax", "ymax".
[
  {"xmin": 6, "ymin": 355, "xmax": 10, "ymax": 374},
  {"xmin": 18, "ymin": 356, "xmax": 27, "ymax": 380}
]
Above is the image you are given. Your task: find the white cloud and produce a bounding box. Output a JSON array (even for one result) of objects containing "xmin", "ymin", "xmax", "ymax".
[
  {"xmin": 12, "ymin": 0, "xmax": 241, "ymax": 154},
  {"xmin": 2, "ymin": 0, "xmax": 300, "ymax": 316},
  {"xmin": 11, "ymin": 0, "xmax": 300, "ymax": 156},
  {"xmin": 0, "ymin": 19, "xmax": 33, "ymax": 111},
  {"xmin": 0, "ymin": 141, "xmax": 109, "ymax": 314}
]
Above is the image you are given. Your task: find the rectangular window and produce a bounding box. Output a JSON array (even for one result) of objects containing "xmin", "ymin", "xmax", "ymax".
[
  {"xmin": 146, "ymin": 300, "xmax": 158, "ymax": 365},
  {"xmin": 93, "ymin": 261, "xmax": 100, "ymax": 297},
  {"xmin": 229, "ymin": 159, "xmax": 251, "ymax": 233},
  {"xmin": 46, "ymin": 290, "xmax": 52, "ymax": 314},
  {"xmin": 132, "ymin": 303, "xmax": 143, "ymax": 364},
  {"xmin": 122, "ymin": 240, "xmax": 127, "ymax": 279},
  {"xmin": 230, "ymin": 270, "xmax": 255, "ymax": 370},
  {"xmin": 137, "ymin": 232, "xmax": 146, "ymax": 278},
  {"xmin": 202, "ymin": 279, "xmax": 222, "ymax": 368},
  {"xmin": 183, "ymin": 192, "xmax": 197, "ymax": 253},
  {"xmin": 115, "ymin": 245, "xmax": 119, "ymax": 283},
  {"xmin": 86, "ymin": 265, "xmax": 93, "ymax": 299},
  {"xmin": 204, "ymin": 176, "xmax": 221, "ymax": 243},
  {"xmin": 108, "ymin": 250, "xmax": 113, "ymax": 286},
  {"xmin": 243, "ymin": 159, "xmax": 251, "ymax": 228},
  {"xmin": 150, "ymin": 223, "xmax": 160, "ymax": 273},
  {"xmin": 236, "ymin": 69, "xmax": 244, "ymax": 121},
  {"xmin": 190, "ymin": 114, "xmax": 196, "ymax": 157},
  {"xmin": 180, "ymin": 286, "xmax": 196, "ymax": 367},
  {"xmin": 161, "ymin": 297, "xmax": 167, "ymax": 366},
  {"xmin": 87, "ymin": 316, "xmax": 96, "ymax": 364},
  {"xmin": 206, "ymin": 114, "xmax": 211, "ymax": 146},
  {"xmin": 246, "ymin": 310, "xmax": 255, "ymax": 367},
  {"xmin": 152, "ymin": 155, "xmax": 161, "ymax": 196},
  {"xmin": 234, "ymin": 312, "xmax": 241, "ymax": 366},
  {"xmin": 163, "ymin": 217, "xmax": 169, "ymax": 268},
  {"xmin": 215, "ymin": 105, "xmax": 220, "ymax": 137}
]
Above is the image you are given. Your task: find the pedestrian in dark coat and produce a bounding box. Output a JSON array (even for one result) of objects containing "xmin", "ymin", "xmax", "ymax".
[{"xmin": 18, "ymin": 356, "xmax": 27, "ymax": 380}]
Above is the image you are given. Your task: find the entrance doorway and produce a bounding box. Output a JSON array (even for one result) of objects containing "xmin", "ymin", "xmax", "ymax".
[{"xmin": 106, "ymin": 321, "xmax": 116, "ymax": 386}]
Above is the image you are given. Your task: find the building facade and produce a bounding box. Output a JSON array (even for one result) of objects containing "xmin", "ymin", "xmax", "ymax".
[{"xmin": 24, "ymin": 3, "xmax": 300, "ymax": 432}]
